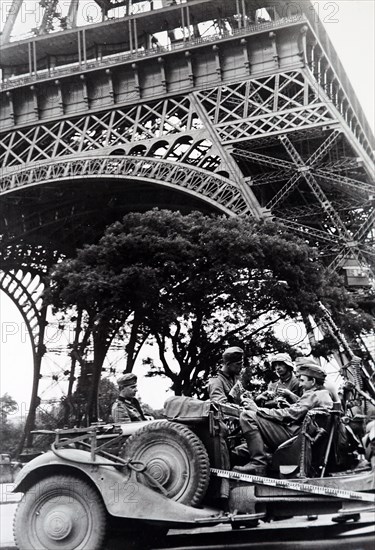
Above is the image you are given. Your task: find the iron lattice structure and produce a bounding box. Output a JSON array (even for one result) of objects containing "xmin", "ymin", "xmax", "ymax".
[{"xmin": 0, "ymin": 1, "xmax": 374, "ymax": 436}]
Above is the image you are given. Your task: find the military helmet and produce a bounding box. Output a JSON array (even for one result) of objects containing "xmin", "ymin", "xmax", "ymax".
[{"xmin": 269, "ymin": 352, "xmax": 294, "ymax": 370}]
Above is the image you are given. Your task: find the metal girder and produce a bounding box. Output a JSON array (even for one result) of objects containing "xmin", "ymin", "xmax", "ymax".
[
  {"xmin": 302, "ymin": 68, "xmax": 374, "ymax": 177},
  {"xmin": 67, "ymin": 0, "xmax": 80, "ymax": 28},
  {"xmin": 352, "ymin": 209, "xmax": 375, "ymax": 245},
  {"xmin": 319, "ymin": 157, "xmax": 364, "ymax": 173},
  {"xmin": 190, "ymin": 93, "xmax": 264, "ymax": 219},
  {"xmin": 305, "ymin": 130, "xmax": 341, "ymax": 167},
  {"xmin": 278, "ymin": 134, "xmax": 355, "ymax": 241},
  {"xmin": 274, "ymin": 217, "xmax": 342, "ymax": 246},
  {"xmin": 0, "ymin": 97, "xmax": 201, "ymax": 171},
  {"xmin": 0, "ymin": 155, "xmax": 253, "ymax": 217},
  {"xmin": 265, "ymin": 171, "xmax": 301, "ymax": 211},
  {"xmin": 232, "ymin": 149, "xmax": 294, "ymax": 171},
  {"xmin": 278, "ymin": 134, "xmax": 373, "ymax": 275},
  {"xmin": 250, "ymin": 172, "xmax": 290, "ymax": 186},
  {"xmin": 0, "ymin": 269, "xmax": 44, "ymax": 357},
  {"xmin": 275, "ymin": 198, "xmax": 365, "ymax": 220},
  {"xmin": 0, "ymin": 0, "xmax": 23, "ymax": 44},
  {"xmin": 265, "ymin": 131, "xmax": 341, "ymax": 210},
  {"xmin": 315, "ymin": 170, "xmax": 373, "ymax": 197}
]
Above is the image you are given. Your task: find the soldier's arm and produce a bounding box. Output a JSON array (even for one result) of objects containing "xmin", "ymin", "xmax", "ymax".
[
  {"xmin": 208, "ymin": 378, "xmax": 229, "ymax": 404},
  {"xmin": 256, "ymin": 393, "xmax": 316, "ymax": 423},
  {"xmin": 277, "ymin": 378, "xmax": 302, "ymax": 403}
]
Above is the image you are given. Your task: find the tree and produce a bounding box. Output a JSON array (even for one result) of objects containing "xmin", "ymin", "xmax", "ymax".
[
  {"xmin": 0, "ymin": 394, "xmax": 24, "ymax": 458},
  {"xmin": 130, "ymin": 212, "xmax": 350, "ymax": 395},
  {"xmin": 98, "ymin": 378, "xmax": 118, "ymax": 423},
  {"xmin": 0, "ymin": 393, "xmax": 18, "ymax": 421},
  {"xmin": 47, "ymin": 209, "xmax": 356, "ymax": 404}
]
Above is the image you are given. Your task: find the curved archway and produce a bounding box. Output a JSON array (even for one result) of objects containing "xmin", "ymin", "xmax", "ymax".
[
  {"xmin": 182, "ymin": 139, "xmax": 213, "ymax": 165},
  {"xmin": 216, "ymin": 170, "xmax": 230, "ymax": 179},
  {"xmin": 128, "ymin": 145, "xmax": 148, "ymax": 156},
  {"xmin": 0, "ymin": 268, "xmax": 48, "ymax": 453},
  {"xmin": 148, "ymin": 140, "xmax": 170, "ymax": 158},
  {"xmin": 0, "ymin": 156, "xmax": 252, "ymax": 217}
]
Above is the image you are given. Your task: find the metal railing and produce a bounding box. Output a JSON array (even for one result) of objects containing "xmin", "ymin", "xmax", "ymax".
[{"xmin": 0, "ymin": 16, "xmax": 304, "ymax": 91}]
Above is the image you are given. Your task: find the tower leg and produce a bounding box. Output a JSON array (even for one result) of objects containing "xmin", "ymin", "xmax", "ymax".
[
  {"xmin": 17, "ymin": 305, "xmax": 47, "ymax": 456},
  {"xmin": 0, "ymin": 0, "xmax": 23, "ymax": 45}
]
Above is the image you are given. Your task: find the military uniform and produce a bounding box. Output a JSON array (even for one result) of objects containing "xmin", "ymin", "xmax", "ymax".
[
  {"xmin": 207, "ymin": 346, "xmax": 244, "ymax": 405},
  {"xmin": 111, "ymin": 372, "xmax": 146, "ymax": 423},
  {"xmin": 207, "ymin": 371, "xmax": 241, "ymax": 404},
  {"xmin": 256, "ymin": 352, "xmax": 301, "ymax": 408},
  {"xmin": 263, "ymin": 372, "xmax": 302, "ymax": 406},
  {"xmin": 111, "ymin": 396, "xmax": 146, "ymax": 423},
  {"xmin": 242, "ymin": 387, "xmax": 333, "ymax": 441},
  {"xmin": 235, "ymin": 363, "xmax": 333, "ymax": 474}
]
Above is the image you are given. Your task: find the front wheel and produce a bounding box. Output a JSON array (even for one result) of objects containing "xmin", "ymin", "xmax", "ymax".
[{"xmin": 13, "ymin": 475, "xmax": 106, "ymax": 550}]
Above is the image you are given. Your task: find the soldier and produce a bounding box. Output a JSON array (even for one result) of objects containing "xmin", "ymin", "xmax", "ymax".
[
  {"xmin": 255, "ymin": 353, "xmax": 301, "ymax": 408},
  {"xmin": 234, "ymin": 362, "xmax": 333, "ymax": 475},
  {"xmin": 111, "ymin": 373, "xmax": 146, "ymax": 423},
  {"xmin": 207, "ymin": 346, "xmax": 244, "ymax": 405}
]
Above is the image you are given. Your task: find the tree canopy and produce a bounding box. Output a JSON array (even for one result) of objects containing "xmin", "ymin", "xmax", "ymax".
[
  {"xmin": 0, "ymin": 394, "xmax": 24, "ymax": 457},
  {"xmin": 47, "ymin": 209, "xmax": 365, "ymax": 411}
]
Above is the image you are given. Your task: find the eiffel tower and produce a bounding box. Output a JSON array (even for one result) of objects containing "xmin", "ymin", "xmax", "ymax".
[{"xmin": 0, "ymin": 1, "xmax": 374, "ymax": 440}]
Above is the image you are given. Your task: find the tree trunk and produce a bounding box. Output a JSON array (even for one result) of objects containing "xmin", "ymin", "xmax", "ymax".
[
  {"xmin": 87, "ymin": 330, "xmax": 109, "ymax": 423},
  {"xmin": 125, "ymin": 309, "xmax": 141, "ymax": 372}
]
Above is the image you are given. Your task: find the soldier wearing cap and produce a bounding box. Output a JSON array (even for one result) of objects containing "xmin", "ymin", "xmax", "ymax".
[
  {"xmin": 207, "ymin": 347, "xmax": 244, "ymax": 405},
  {"xmin": 255, "ymin": 353, "xmax": 302, "ymax": 408},
  {"xmin": 234, "ymin": 359, "xmax": 333, "ymax": 475},
  {"xmin": 111, "ymin": 373, "xmax": 146, "ymax": 423},
  {"xmin": 295, "ymin": 356, "xmax": 341, "ymax": 402}
]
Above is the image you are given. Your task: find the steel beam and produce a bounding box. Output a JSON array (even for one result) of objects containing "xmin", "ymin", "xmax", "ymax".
[{"xmin": 0, "ymin": 0, "xmax": 23, "ymax": 44}]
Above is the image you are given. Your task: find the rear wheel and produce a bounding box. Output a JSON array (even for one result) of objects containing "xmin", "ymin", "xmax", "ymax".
[
  {"xmin": 120, "ymin": 420, "xmax": 210, "ymax": 507},
  {"xmin": 13, "ymin": 475, "xmax": 106, "ymax": 550}
]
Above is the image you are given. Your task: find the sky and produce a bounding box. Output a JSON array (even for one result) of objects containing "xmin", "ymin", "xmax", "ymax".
[{"xmin": 0, "ymin": 1, "xmax": 374, "ymax": 413}]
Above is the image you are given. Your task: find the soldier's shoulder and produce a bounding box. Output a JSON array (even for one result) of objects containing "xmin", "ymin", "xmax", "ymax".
[{"xmin": 208, "ymin": 374, "xmax": 222, "ymax": 383}]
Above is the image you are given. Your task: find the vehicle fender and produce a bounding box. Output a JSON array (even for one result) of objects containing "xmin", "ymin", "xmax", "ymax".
[
  {"xmin": 13, "ymin": 448, "xmax": 220, "ymax": 526},
  {"xmin": 116, "ymin": 419, "xmax": 160, "ymax": 436}
]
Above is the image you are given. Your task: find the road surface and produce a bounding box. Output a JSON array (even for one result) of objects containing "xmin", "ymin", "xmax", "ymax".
[{"xmin": 1, "ymin": 484, "xmax": 374, "ymax": 549}]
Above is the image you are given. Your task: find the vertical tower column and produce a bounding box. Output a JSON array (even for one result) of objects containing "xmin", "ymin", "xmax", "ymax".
[
  {"xmin": 67, "ymin": 0, "xmax": 80, "ymax": 28},
  {"xmin": 0, "ymin": 0, "xmax": 23, "ymax": 44}
]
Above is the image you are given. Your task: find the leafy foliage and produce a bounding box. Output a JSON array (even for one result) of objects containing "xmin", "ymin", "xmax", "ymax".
[
  {"xmin": 47, "ymin": 209, "xmax": 354, "ymax": 401},
  {"xmin": 0, "ymin": 393, "xmax": 18, "ymax": 421},
  {"xmin": 0, "ymin": 394, "xmax": 24, "ymax": 458}
]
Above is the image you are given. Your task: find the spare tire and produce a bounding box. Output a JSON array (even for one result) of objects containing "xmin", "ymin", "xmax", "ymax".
[{"xmin": 120, "ymin": 420, "xmax": 210, "ymax": 507}]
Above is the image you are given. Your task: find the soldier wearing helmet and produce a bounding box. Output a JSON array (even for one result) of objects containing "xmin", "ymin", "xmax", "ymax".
[
  {"xmin": 234, "ymin": 360, "xmax": 333, "ymax": 476},
  {"xmin": 111, "ymin": 373, "xmax": 146, "ymax": 423},
  {"xmin": 255, "ymin": 353, "xmax": 302, "ymax": 408},
  {"xmin": 207, "ymin": 346, "xmax": 244, "ymax": 405}
]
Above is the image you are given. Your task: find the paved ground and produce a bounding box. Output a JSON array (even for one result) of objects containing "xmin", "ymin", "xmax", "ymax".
[{"xmin": 1, "ymin": 483, "xmax": 374, "ymax": 550}]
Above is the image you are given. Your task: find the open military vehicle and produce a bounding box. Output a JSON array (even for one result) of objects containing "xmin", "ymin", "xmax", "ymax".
[{"xmin": 12, "ymin": 355, "xmax": 375, "ymax": 550}]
